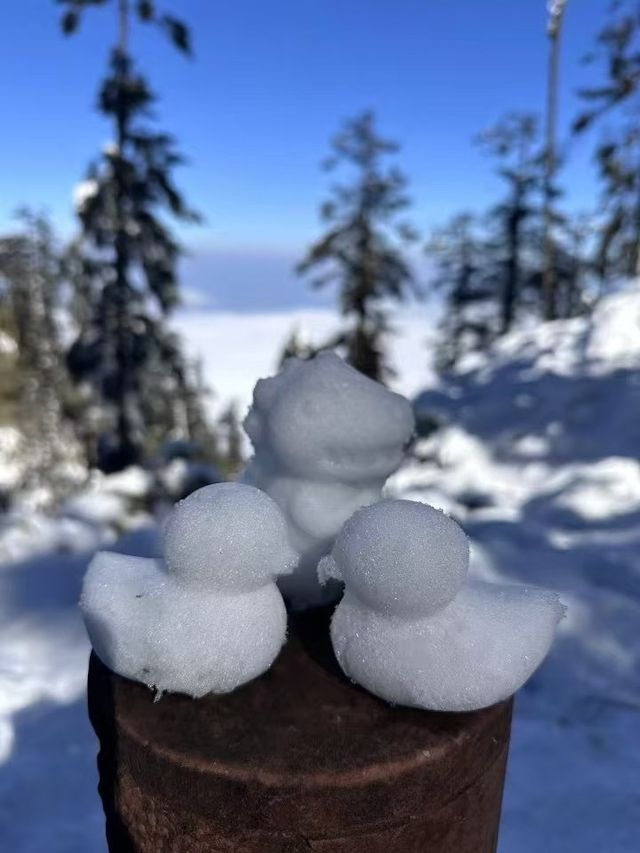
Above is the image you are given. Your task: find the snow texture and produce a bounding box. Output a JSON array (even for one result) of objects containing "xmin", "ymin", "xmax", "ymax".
[
  {"xmin": 2, "ymin": 285, "xmax": 640, "ymax": 851},
  {"xmin": 319, "ymin": 499, "xmax": 469, "ymax": 616},
  {"xmin": 241, "ymin": 351, "xmax": 415, "ymax": 608},
  {"xmin": 80, "ymin": 483, "xmax": 296, "ymax": 697},
  {"xmin": 323, "ymin": 500, "xmax": 564, "ymax": 711},
  {"xmin": 72, "ymin": 179, "xmax": 99, "ymax": 213}
]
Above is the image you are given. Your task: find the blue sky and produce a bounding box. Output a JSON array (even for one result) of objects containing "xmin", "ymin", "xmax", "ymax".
[{"xmin": 1, "ymin": 1, "xmax": 611, "ymax": 309}]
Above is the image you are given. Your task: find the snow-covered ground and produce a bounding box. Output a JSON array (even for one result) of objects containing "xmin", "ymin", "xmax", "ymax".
[
  {"xmin": 1, "ymin": 287, "xmax": 639, "ymax": 851},
  {"xmin": 0, "ymin": 468, "xmax": 162, "ymax": 852},
  {"xmin": 391, "ymin": 285, "xmax": 640, "ymax": 852}
]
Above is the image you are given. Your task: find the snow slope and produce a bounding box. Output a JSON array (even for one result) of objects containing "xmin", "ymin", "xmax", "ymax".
[
  {"xmin": 0, "ymin": 470, "xmax": 161, "ymax": 852},
  {"xmin": 391, "ymin": 284, "xmax": 640, "ymax": 852},
  {"xmin": 1, "ymin": 288, "xmax": 640, "ymax": 851}
]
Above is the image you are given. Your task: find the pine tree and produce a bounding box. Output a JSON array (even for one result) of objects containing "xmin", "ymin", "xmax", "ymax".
[
  {"xmin": 58, "ymin": 0, "xmax": 201, "ymax": 472},
  {"xmin": 153, "ymin": 338, "xmax": 217, "ymax": 462},
  {"xmin": 277, "ymin": 327, "xmax": 313, "ymax": 367},
  {"xmin": 477, "ymin": 113, "xmax": 542, "ymax": 333},
  {"xmin": 591, "ymin": 128, "xmax": 640, "ymax": 278},
  {"xmin": 426, "ymin": 213, "xmax": 496, "ymax": 371},
  {"xmin": 298, "ymin": 111, "xmax": 417, "ymax": 382},
  {"xmin": 574, "ymin": 1, "xmax": 640, "ymax": 278},
  {"xmin": 0, "ymin": 211, "xmax": 83, "ymax": 502},
  {"xmin": 0, "ymin": 287, "xmax": 20, "ymax": 431},
  {"xmin": 218, "ymin": 402, "xmax": 244, "ymax": 474},
  {"xmin": 553, "ymin": 214, "xmax": 594, "ymax": 316}
]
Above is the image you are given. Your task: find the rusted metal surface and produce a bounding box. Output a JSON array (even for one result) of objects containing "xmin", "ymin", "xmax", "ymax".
[{"xmin": 88, "ymin": 607, "xmax": 513, "ymax": 852}]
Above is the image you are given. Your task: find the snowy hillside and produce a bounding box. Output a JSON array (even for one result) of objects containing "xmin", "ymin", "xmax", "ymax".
[
  {"xmin": 0, "ymin": 287, "xmax": 639, "ymax": 851},
  {"xmin": 391, "ymin": 284, "xmax": 640, "ymax": 852}
]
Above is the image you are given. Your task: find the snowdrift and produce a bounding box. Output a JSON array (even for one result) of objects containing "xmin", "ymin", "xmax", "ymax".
[{"xmin": 390, "ymin": 284, "xmax": 640, "ymax": 852}]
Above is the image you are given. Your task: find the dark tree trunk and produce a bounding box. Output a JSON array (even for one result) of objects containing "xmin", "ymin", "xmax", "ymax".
[
  {"xmin": 502, "ymin": 205, "xmax": 521, "ymax": 335},
  {"xmin": 630, "ymin": 168, "xmax": 640, "ymax": 278},
  {"xmin": 111, "ymin": 0, "xmax": 139, "ymax": 470}
]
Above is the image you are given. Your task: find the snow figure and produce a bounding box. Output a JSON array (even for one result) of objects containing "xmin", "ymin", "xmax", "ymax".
[
  {"xmin": 80, "ymin": 482, "xmax": 297, "ymax": 697},
  {"xmin": 320, "ymin": 500, "xmax": 565, "ymax": 711},
  {"xmin": 240, "ymin": 352, "xmax": 415, "ymax": 609}
]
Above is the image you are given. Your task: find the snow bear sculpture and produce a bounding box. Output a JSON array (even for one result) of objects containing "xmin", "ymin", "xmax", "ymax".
[{"xmin": 240, "ymin": 352, "xmax": 415, "ymax": 609}]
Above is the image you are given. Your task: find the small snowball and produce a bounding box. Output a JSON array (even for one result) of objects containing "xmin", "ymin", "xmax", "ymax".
[
  {"xmin": 163, "ymin": 482, "xmax": 297, "ymax": 592},
  {"xmin": 320, "ymin": 500, "xmax": 469, "ymax": 617},
  {"xmin": 327, "ymin": 499, "xmax": 565, "ymax": 711},
  {"xmin": 80, "ymin": 482, "xmax": 294, "ymax": 697},
  {"xmin": 241, "ymin": 352, "xmax": 415, "ymax": 608}
]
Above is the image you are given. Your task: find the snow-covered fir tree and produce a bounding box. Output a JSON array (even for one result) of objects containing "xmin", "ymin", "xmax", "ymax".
[
  {"xmin": 298, "ymin": 111, "xmax": 418, "ymax": 382},
  {"xmin": 0, "ymin": 211, "xmax": 84, "ymax": 503},
  {"xmin": 554, "ymin": 214, "xmax": 594, "ymax": 316},
  {"xmin": 426, "ymin": 213, "xmax": 496, "ymax": 371},
  {"xmin": 0, "ymin": 271, "xmax": 20, "ymax": 435},
  {"xmin": 217, "ymin": 402, "xmax": 244, "ymax": 475},
  {"xmin": 59, "ymin": 0, "xmax": 202, "ymax": 472},
  {"xmin": 476, "ymin": 113, "xmax": 542, "ymax": 334},
  {"xmin": 574, "ymin": 1, "xmax": 640, "ymax": 279},
  {"xmin": 588, "ymin": 127, "xmax": 640, "ymax": 279},
  {"xmin": 131, "ymin": 324, "xmax": 216, "ymax": 461},
  {"xmin": 277, "ymin": 327, "xmax": 314, "ymax": 367}
]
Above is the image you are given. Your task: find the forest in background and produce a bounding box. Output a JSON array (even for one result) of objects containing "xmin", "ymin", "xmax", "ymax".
[{"xmin": 0, "ymin": 0, "xmax": 639, "ymax": 509}]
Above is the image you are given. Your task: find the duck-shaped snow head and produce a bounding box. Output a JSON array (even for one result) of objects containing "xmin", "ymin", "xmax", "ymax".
[
  {"xmin": 163, "ymin": 481, "xmax": 298, "ymax": 592},
  {"xmin": 80, "ymin": 482, "xmax": 297, "ymax": 698},
  {"xmin": 325, "ymin": 499, "xmax": 566, "ymax": 711},
  {"xmin": 243, "ymin": 352, "xmax": 415, "ymax": 484},
  {"xmin": 319, "ymin": 500, "xmax": 469, "ymax": 617}
]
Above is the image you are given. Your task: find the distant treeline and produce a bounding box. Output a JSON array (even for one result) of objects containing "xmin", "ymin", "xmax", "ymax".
[
  {"xmin": 294, "ymin": 1, "xmax": 640, "ymax": 375},
  {"xmin": 0, "ymin": 1, "xmax": 638, "ymax": 499},
  {"xmin": 0, "ymin": 1, "xmax": 241, "ymax": 502}
]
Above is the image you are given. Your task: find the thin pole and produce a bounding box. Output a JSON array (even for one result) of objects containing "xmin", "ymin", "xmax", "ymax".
[
  {"xmin": 542, "ymin": 1, "xmax": 567, "ymax": 321},
  {"xmin": 118, "ymin": 0, "xmax": 129, "ymax": 54},
  {"xmin": 114, "ymin": 0, "xmax": 135, "ymax": 464}
]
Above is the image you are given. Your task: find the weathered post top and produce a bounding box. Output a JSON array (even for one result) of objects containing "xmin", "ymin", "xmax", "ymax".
[{"xmin": 88, "ymin": 608, "xmax": 513, "ymax": 853}]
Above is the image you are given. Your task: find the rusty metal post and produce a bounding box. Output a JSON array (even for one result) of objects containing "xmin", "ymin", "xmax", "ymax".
[{"xmin": 88, "ymin": 608, "xmax": 513, "ymax": 852}]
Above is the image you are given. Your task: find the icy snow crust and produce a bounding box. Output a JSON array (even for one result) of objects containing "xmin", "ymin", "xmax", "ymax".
[
  {"xmin": 80, "ymin": 483, "xmax": 296, "ymax": 697},
  {"xmin": 323, "ymin": 500, "xmax": 564, "ymax": 711},
  {"xmin": 241, "ymin": 352, "xmax": 415, "ymax": 607}
]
